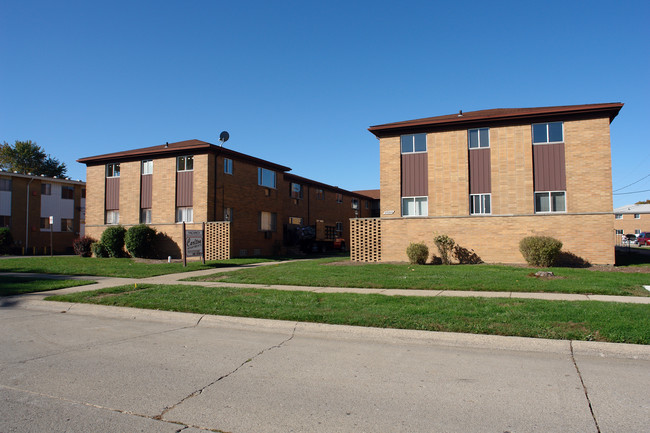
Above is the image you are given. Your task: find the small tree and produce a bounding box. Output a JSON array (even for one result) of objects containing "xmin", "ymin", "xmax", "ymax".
[
  {"xmin": 0, "ymin": 227, "xmax": 13, "ymax": 254},
  {"xmin": 0, "ymin": 140, "xmax": 66, "ymax": 177},
  {"xmin": 519, "ymin": 236, "xmax": 563, "ymax": 267},
  {"xmin": 406, "ymin": 242, "xmax": 429, "ymax": 265},
  {"xmin": 100, "ymin": 225, "xmax": 126, "ymax": 258},
  {"xmin": 73, "ymin": 236, "xmax": 95, "ymax": 257},
  {"xmin": 125, "ymin": 225, "xmax": 157, "ymax": 258},
  {"xmin": 433, "ymin": 234, "xmax": 456, "ymax": 265}
]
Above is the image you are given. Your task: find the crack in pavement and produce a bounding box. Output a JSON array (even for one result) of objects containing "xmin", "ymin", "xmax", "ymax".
[
  {"xmin": 570, "ymin": 341, "xmax": 601, "ymax": 433},
  {"xmin": 155, "ymin": 322, "xmax": 299, "ymax": 422}
]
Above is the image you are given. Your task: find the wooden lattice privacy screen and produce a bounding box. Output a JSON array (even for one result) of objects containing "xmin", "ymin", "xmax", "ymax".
[
  {"xmin": 205, "ymin": 221, "xmax": 231, "ymax": 260},
  {"xmin": 350, "ymin": 218, "xmax": 381, "ymax": 262}
]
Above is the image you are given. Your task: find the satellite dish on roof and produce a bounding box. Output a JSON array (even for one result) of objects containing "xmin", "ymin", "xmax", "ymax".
[{"xmin": 219, "ymin": 131, "xmax": 230, "ymax": 147}]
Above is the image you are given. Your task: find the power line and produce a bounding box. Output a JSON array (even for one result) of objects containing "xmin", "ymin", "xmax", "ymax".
[
  {"xmin": 612, "ymin": 188, "xmax": 650, "ymax": 195},
  {"xmin": 612, "ymin": 173, "xmax": 650, "ymax": 192}
]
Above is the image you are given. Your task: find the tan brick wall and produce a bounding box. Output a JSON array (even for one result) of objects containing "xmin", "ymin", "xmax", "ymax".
[
  {"xmin": 193, "ymin": 154, "xmax": 209, "ymax": 223},
  {"xmin": 86, "ymin": 165, "xmax": 105, "ymax": 226},
  {"xmin": 380, "ymin": 213, "xmax": 615, "ymax": 265},
  {"xmin": 379, "ymin": 136, "xmax": 401, "ymax": 216},
  {"xmin": 491, "ymin": 125, "xmax": 534, "ymax": 214},
  {"xmin": 429, "ymin": 130, "xmax": 468, "ymax": 216},
  {"xmin": 119, "ymin": 161, "xmax": 140, "ymax": 225},
  {"xmin": 152, "ymin": 157, "xmax": 176, "ymax": 224}
]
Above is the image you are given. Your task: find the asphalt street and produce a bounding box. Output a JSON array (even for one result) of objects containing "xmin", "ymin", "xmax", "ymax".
[{"xmin": 1, "ymin": 300, "xmax": 649, "ymax": 432}]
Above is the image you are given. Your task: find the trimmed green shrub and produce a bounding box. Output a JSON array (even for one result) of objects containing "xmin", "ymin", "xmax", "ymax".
[
  {"xmin": 406, "ymin": 242, "xmax": 429, "ymax": 265},
  {"xmin": 73, "ymin": 236, "xmax": 96, "ymax": 257},
  {"xmin": 433, "ymin": 234, "xmax": 456, "ymax": 265},
  {"xmin": 125, "ymin": 224, "xmax": 157, "ymax": 258},
  {"xmin": 0, "ymin": 227, "xmax": 13, "ymax": 254},
  {"xmin": 100, "ymin": 225, "xmax": 126, "ymax": 258},
  {"xmin": 519, "ymin": 236, "xmax": 563, "ymax": 267},
  {"xmin": 91, "ymin": 242, "xmax": 109, "ymax": 258}
]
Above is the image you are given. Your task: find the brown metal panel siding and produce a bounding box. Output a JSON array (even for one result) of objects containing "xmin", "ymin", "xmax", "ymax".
[
  {"xmin": 105, "ymin": 177, "xmax": 119, "ymax": 210},
  {"xmin": 533, "ymin": 143, "xmax": 566, "ymax": 191},
  {"xmin": 469, "ymin": 148, "xmax": 491, "ymax": 194},
  {"xmin": 176, "ymin": 171, "xmax": 193, "ymax": 206},
  {"xmin": 140, "ymin": 174, "xmax": 152, "ymax": 208},
  {"xmin": 401, "ymin": 153, "xmax": 428, "ymax": 196}
]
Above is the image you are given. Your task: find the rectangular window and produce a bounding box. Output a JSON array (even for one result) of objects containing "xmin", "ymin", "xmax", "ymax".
[
  {"xmin": 40, "ymin": 217, "xmax": 50, "ymax": 230},
  {"xmin": 176, "ymin": 207, "xmax": 193, "ymax": 223},
  {"xmin": 468, "ymin": 128, "xmax": 489, "ymax": 149},
  {"xmin": 258, "ymin": 168, "xmax": 276, "ymax": 188},
  {"xmin": 470, "ymin": 194, "xmax": 491, "ymax": 215},
  {"xmin": 106, "ymin": 163, "xmax": 120, "ymax": 177},
  {"xmin": 259, "ymin": 211, "xmax": 277, "ymax": 231},
  {"xmin": 317, "ymin": 189, "xmax": 324, "ymax": 200},
  {"xmin": 635, "ymin": 229, "xmax": 640, "ymax": 235},
  {"xmin": 336, "ymin": 193, "xmax": 343, "ymax": 204},
  {"xmin": 224, "ymin": 207, "xmax": 233, "ymax": 222},
  {"xmin": 61, "ymin": 218, "xmax": 73, "ymax": 232},
  {"xmin": 61, "ymin": 186, "xmax": 74, "ymax": 200},
  {"xmin": 634, "ymin": 214, "xmax": 640, "ymax": 219},
  {"xmin": 365, "ymin": 200, "xmax": 369, "ymax": 209},
  {"xmin": 535, "ymin": 191, "xmax": 566, "ymax": 213},
  {"xmin": 177, "ymin": 156, "xmax": 194, "ymax": 172},
  {"xmin": 615, "ymin": 229, "xmax": 623, "ymax": 235},
  {"xmin": 105, "ymin": 210, "xmax": 119, "ymax": 224},
  {"xmin": 81, "ymin": 188, "xmax": 86, "ymax": 198},
  {"xmin": 532, "ymin": 122, "xmax": 564, "ymax": 144},
  {"xmin": 402, "ymin": 197, "xmax": 428, "ymax": 216},
  {"xmin": 401, "ymin": 133, "xmax": 427, "ymax": 153},
  {"xmin": 140, "ymin": 208, "xmax": 152, "ymax": 224},
  {"xmin": 142, "ymin": 160, "xmax": 153, "ymax": 175},
  {"xmin": 290, "ymin": 182, "xmax": 303, "ymax": 199},
  {"xmin": 0, "ymin": 178, "xmax": 11, "ymax": 191},
  {"xmin": 224, "ymin": 158, "xmax": 233, "ymax": 175},
  {"xmin": 0, "ymin": 215, "xmax": 10, "ymax": 227},
  {"xmin": 41, "ymin": 183, "xmax": 52, "ymax": 195},
  {"xmin": 289, "ymin": 217, "xmax": 303, "ymax": 225},
  {"xmin": 351, "ymin": 198, "xmax": 359, "ymax": 209},
  {"xmin": 615, "ymin": 214, "xmax": 623, "ymax": 219}
]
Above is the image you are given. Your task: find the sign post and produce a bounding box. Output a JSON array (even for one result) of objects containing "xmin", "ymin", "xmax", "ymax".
[{"xmin": 49, "ymin": 216, "xmax": 53, "ymax": 257}]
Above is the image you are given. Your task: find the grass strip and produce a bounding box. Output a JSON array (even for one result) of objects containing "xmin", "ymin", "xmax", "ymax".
[
  {"xmin": 0, "ymin": 257, "xmax": 274, "ymax": 278},
  {"xmin": 1, "ymin": 277, "xmax": 95, "ymax": 296},
  {"xmin": 47, "ymin": 284, "xmax": 650, "ymax": 344},
  {"xmin": 186, "ymin": 258, "xmax": 650, "ymax": 297}
]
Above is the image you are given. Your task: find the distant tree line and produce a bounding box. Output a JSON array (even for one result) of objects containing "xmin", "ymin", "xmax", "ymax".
[{"xmin": 0, "ymin": 140, "xmax": 67, "ymax": 177}]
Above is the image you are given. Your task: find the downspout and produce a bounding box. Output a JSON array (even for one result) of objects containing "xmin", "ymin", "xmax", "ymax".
[{"xmin": 25, "ymin": 177, "xmax": 34, "ymax": 250}]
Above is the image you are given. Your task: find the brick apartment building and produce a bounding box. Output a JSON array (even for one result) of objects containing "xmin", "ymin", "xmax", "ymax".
[
  {"xmin": 78, "ymin": 140, "xmax": 377, "ymax": 258},
  {"xmin": 0, "ymin": 171, "xmax": 86, "ymax": 254},
  {"xmin": 614, "ymin": 203, "xmax": 650, "ymax": 240},
  {"xmin": 360, "ymin": 102, "xmax": 623, "ymax": 265}
]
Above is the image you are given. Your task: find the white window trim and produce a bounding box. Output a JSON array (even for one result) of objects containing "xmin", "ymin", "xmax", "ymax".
[
  {"xmin": 142, "ymin": 160, "xmax": 153, "ymax": 175},
  {"xmin": 105, "ymin": 210, "xmax": 120, "ymax": 225},
  {"xmin": 615, "ymin": 214, "xmax": 623, "ymax": 219},
  {"xmin": 106, "ymin": 163, "xmax": 120, "ymax": 178},
  {"xmin": 470, "ymin": 193, "xmax": 491, "ymax": 215},
  {"xmin": 634, "ymin": 214, "xmax": 640, "ymax": 219},
  {"xmin": 400, "ymin": 133, "xmax": 428, "ymax": 154},
  {"xmin": 176, "ymin": 207, "xmax": 193, "ymax": 223},
  {"xmin": 177, "ymin": 156, "xmax": 194, "ymax": 172},
  {"xmin": 401, "ymin": 196, "xmax": 429, "ymax": 217},
  {"xmin": 534, "ymin": 191, "xmax": 567, "ymax": 214},
  {"xmin": 468, "ymin": 128, "xmax": 490, "ymax": 149},
  {"xmin": 532, "ymin": 122, "xmax": 564, "ymax": 145}
]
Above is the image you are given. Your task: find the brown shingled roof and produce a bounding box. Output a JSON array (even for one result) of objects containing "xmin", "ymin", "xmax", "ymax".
[
  {"xmin": 284, "ymin": 173, "xmax": 376, "ymax": 199},
  {"xmin": 353, "ymin": 189, "xmax": 380, "ymax": 200},
  {"xmin": 368, "ymin": 103, "xmax": 623, "ymax": 137}
]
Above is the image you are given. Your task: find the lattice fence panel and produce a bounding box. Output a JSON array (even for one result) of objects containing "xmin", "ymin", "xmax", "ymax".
[
  {"xmin": 205, "ymin": 221, "xmax": 231, "ymax": 261},
  {"xmin": 350, "ymin": 218, "xmax": 381, "ymax": 262}
]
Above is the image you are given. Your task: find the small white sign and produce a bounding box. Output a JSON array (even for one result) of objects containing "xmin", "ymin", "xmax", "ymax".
[
  {"xmin": 186, "ymin": 230, "xmax": 203, "ymax": 257},
  {"xmin": 383, "ymin": 210, "xmax": 395, "ymax": 215},
  {"xmin": 49, "ymin": 216, "xmax": 54, "ymax": 224}
]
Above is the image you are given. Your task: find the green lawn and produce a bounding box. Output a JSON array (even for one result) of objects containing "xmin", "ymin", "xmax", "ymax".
[
  {"xmin": 1, "ymin": 276, "xmax": 95, "ymax": 296},
  {"xmin": 47, "ymin": 284, "xmax": 650, "ymax": 344},
  {"xmin": 0, "ymin": 257, "xmax": 275, "ymax": 278},
  {"xmin": 185, "ymin": 257, "xmax": 650, "ymax": 297}
]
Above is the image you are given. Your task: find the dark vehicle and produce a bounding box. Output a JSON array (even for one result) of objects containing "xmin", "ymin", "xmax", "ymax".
[{"xmin": 637, "ymin": 232, "xmax": 650, "ymax": 246}]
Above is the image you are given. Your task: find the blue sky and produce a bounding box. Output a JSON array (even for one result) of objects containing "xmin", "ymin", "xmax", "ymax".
[{"xmin": 1, "ymin": 0, "xmax": 648, "ymax": 208}]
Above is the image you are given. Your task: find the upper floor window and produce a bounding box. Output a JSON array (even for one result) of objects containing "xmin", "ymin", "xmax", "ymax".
[
  {"xmin": 106, "ymin": 163, "xmax": 120, "ymax": 177},
  {"xmin": 532, "ymin": 122, "xmax": 563, "ymax": 144},
  {"xmin": 470, "ymin": 193, "xmax": 491, "ymax": 215},
  {"xmin": 81, "ymin": 188, "xmax": 86, "ymax": 198},
  {"xmin": 61, "ymin": 186, "xmax": 74, "ymax": 200},
  {"xmin": 224, "ymin": 158, "xmax": 233, "ymax": 175},
  {"xmin": 142, "ymin": 160, "xmax": 153, "ymax": 175},
  {"xmin": 316, "ymin": 189, "xmax": 324, "ymax": 200},
  {"xmin": 401, "ymin": 133, "xmax": 427, "ymax": 153},
  {"xmin": 634, "ymin": 214, "xmax": 640, "ymax": 219},
  {"xmin": 615, "ymin": 214, "xmax": 623, "ymax": 219},
  {"xmin": 351, "ymin": 198, "xmax": 359, "ymax": 209},
  {"xmin": 258, "ymin": 168, "xmax": 276, "ymax": 188},
  {"xmin": 535, "ymin": 191, "xmax": 566, "ymax": 213},
  {"xmin": 336, "ymin": 193, "xmax": 343, "ymax": 204},
  {"xmin": 0, "ymin": 178, "xmax": 11, "ymax": 191},
  {"xmin": 402, "ymin": 196, "xmax": 428, "ymax": 217},
  {"xmin": 41, "ymin": 183, "xmax": 52, "ymax": 195},
  {"xmin": 177, "ymin": 156, "xmax": 193, "ymax": 171},
  {"xmin": 290, "ymin": 182, "xmax": 303, "ymax": 199},
  {"xmin": 468, "ymin": 128, "xmax": 489, "ymax": 149}
]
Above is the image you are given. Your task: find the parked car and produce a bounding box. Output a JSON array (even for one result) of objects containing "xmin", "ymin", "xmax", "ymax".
[
  {"xmin": 622, "ymin": 234, "xmax": 638, "ymax": 245},
  {"xmin": 637, "ymin": 232, "xmax": 650, "ymax": 246}
]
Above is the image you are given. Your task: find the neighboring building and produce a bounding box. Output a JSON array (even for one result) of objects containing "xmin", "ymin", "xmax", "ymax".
[
  {"xmin": 614, "ymin": 203, "xmax": 650, "ymax": 240},
  {"xmin": 77, "ymin": 140, "xmax": 377, "ymax": 258},
  {"xmin": 0, "ymin": 171, "xmax": 86, "ymax": 254},
  {"xmin": 364, "ymin": 102, "xmax": 623, "ymax": 265},
  {"xmin": 353, "ymin": 189, "xmax": 381, "ymax": 217}
]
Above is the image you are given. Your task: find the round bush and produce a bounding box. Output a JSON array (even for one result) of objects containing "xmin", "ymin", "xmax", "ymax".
[
  {"xmin": 406, "ymin": 242, "xmax": 429, "ymax": 265},
  {"xmin": 73, "ymin": 236, "xmax": 96, "ymax": 257},
  {"xmin": 91, "ymin": 242, "xmax": 109, "ymax": 258},
  {"xmin": 0, "ymin": 227, "xmax": 13, "ymax": 254},
  {"xmin": 100, "ymin": 225, "xmax": 126, "ymax": 258},
  {"xmin": 125, "ymin": 224, "xmax": 157, "ymax": 258},
  {"xmin": 519, "ymin": 236, "xmax": 563, "ymax": 267}
]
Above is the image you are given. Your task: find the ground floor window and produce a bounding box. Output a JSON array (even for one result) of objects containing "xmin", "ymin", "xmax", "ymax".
[
  {"xmin": 40, "ymin": 217, "xmax": 51, "ymax": 230},
  {"xmin": 615, "ymin": 229, "xmax": 623, "ymax": 235},
  {"xmin": 259, "ymin": 211, "xmax": 276, "ymax": 231},
  {"xmin": 61, "ymin": 218, "xmax": 73, "ymax": 232},
  {"xmin": 535, "ymin": 191, "xmax": 566, "ymax": 213},
  {"xmin": 224, "ymin": 207, "xmax": 233, "ymax": 222},
  {"xmin": 140, "ymin": 208, "xmax": 152, "ymax": 224},
  {"xmin": 402, "ymin": 196, "xmax": 428, "ymax": 217},
  {"xmin": 470, "ymin": 194, "xmax": 491, "ymax": 215},
  {"xmin": 0, "ymin": 215, "xmax": 10, "ymax": 227},
  {"xmin": 106, "ymin": 210, "xmax": 119, "ymax": 224},
  {"xmin": 176, "ymin": 207, "xmax": 193, "ymax": 223},
  {"xmin": 336, "ymin": 221, "xmax": 343, "ymax": 236},
  {"xmin": 635, "ymin": 229, "xmax": 640, "ymax": 234}
]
